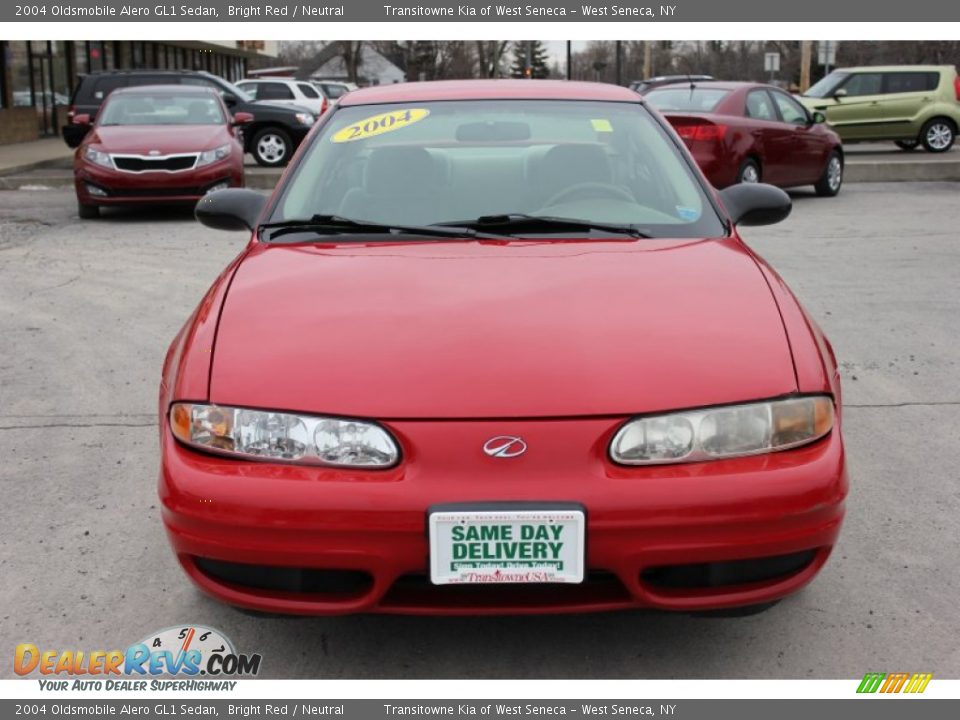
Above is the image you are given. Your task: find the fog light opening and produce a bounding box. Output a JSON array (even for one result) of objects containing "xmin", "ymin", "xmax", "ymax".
[{"xmin": 85, "ymin": 184, "xmax": 108, "ymax": 197}]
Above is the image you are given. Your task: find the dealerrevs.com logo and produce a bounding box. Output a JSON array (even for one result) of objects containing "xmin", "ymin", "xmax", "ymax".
[
  {"xmin": 857, "ymin": 672, "xmax": 933, "ymax": 694},
  {"xmin": 14, "ymin": 626, "xmax": 261, "ymax": 690}
]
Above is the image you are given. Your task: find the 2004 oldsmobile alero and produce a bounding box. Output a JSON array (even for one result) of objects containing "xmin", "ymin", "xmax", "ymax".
[{"xmin": 159, "ymin": 80, "xmax": 847, "ymax": 616}]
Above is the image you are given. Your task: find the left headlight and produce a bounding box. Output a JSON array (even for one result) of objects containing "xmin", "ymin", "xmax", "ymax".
[
  {"xmin": 295, "ymin": 112, "xmax": 315, "ymax": 126},
  {"xmin": 169, "ymin": 403, "xmax": 399, "ymax": 468},
  {"xmin": 196, "ymin": 144, "xmax": 232, "ymax": 167},
  {"xmin": 84, "ymin": 147, "xmax": 113, "ymax": 169},
  {"xmin": 610, "ymin": 395, "xmax": 835, "ymax": 465}
]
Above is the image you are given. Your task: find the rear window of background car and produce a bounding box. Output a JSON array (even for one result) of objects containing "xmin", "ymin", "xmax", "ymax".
[
  {"xmin": 884, "ymin": 72, "xmax": 940, "ymax": 93},
  {"xmin": 298, "ymin": 83, "xmax": 321, "ymax": 99},
  {"xmin": 645, "ymin": 87, "xmax": 730, "ymax": 112}
]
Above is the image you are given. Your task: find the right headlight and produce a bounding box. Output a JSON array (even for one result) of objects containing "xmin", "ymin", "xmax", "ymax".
[
  {"xmin": 609, "ymin": 395, "xmax": 834, "ymax": 465},
  {"xmin": 84, "ymin": 147, "xmax": 113, "ymax": 169},
  {"xmin": 169, "ymin": 403, "xmax": 399, "ymax": 468},
  {"xmin": 295, "ymin": 112, "xmax": 315, "ymax": 126}
]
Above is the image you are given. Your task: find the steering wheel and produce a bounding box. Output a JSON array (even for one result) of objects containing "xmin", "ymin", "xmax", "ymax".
[{"xmin": 543, "ymin": 182, "xmax": 635, "ymax": 209}]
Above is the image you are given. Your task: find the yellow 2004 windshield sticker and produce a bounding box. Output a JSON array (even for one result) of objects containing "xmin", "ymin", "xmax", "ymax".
[{"xmin": 332, "ymin": 108, "xmax": 430, "ymax": 143}]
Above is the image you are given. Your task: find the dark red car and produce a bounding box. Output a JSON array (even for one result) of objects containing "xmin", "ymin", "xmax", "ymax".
[
  {"xmin": 74, "ymin": 85, "xmax": 247, "ymax": 218},
  {"xmin": 160, "ymin": 80, "xmax": 846, "ymax": 616},
  {"xmin": 646, "ymin": 81, "xmax": 844, "ymax": 196}
]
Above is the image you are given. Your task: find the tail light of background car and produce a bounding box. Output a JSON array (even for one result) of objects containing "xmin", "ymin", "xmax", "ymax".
[
  {"xmin": 954, "ymin": 75, "xmax": 960, "ymax": 101},
  {"xmin": 673, "ymin": 121, "xmax": 728, "ymax": 143}
]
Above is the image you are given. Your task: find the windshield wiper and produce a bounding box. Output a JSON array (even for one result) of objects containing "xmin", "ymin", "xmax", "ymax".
[
  {"xmin": 260, "ymin": 214, "xmax": 509, "ymax": 241},
  {"xmin": 433, "ymin": 214, "xmax": 652, "ymax": 238}
]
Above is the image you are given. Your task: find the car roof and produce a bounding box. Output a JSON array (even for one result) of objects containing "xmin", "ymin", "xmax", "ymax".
[
  {"xmin": 647, "ymin": 81, "xmax": 775, "ymax": 92},
  {"xmin": 340, "ymin": 80, "xmax": 642, "ymax": 106},
  {"xmin": 110, "ymin": 84, "xmax": 218, "ymax": 96},
  {"xmin": 833, "ymin": 65, "xmax": 954, "ymax": 73},
  {"xmin": 237, "ymin": 78, "xmax": 301, "ymax": 84}
]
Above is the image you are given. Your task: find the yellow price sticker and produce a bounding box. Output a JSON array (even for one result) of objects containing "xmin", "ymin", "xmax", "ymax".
[
  {"xmin": 331, "ymin": 108, "xmax": 430, "ymax": 143},
  {"xmin": 591, "ymin": 119, "xmax": 613, "ymax": 132}
]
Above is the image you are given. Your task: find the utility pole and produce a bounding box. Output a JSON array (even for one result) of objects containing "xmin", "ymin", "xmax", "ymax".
[
  {"xmin": 615, "ymin": 40, "xmax": 622, "ymax": 85},
  {"xmin": 566, "ymin": 40, "xmax": 572, "ymax": 80},
  {"xmin": 800, "ymin": 40, "xmax": 812, "ymax": 92},
  {"xmin": 643, "ymin": 40, "xmax": 652, "ymax": 79}
]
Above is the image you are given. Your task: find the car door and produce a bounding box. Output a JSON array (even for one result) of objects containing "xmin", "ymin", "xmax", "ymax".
[
  {"xmin": 808, "ymin": 71, "xmax": 885, "ymax": 141},
  {"xmin": 294, "ymin": 82, "xmax": 326, "ymax": 114},
  {"xmin": 744, "ymin": 89, "xmax": 793, "ymax": 185},
  {"xmin": 770, "ymin": 90, "xmax": 827, "ymax": 185},
  {"xmin": 876, "ymin": 71, "xmax": 940, "ymax": 138}
]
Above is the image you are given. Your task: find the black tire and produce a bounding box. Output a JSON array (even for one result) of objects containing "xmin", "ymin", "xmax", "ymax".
[
  {"xmin": 895, "ymin": 139, "xmax": 919, "ymax": 151},
  {"xmin": 920, "ymin": 118, "xmax": 956, "ymax": 153},
  {"xmin": 250, "ymin": 126, "xmax": 293, "ymax": 167},
  {"xmin": 736, "ymin": 158, "xmax": 761, "ymax": 184},
  {"xmin": 814, "ymin": 150, "xmax": 843, "ymax": 197},
  {"xmin": 77, "ymin": 201, "xmax": 99, "ymax": 219}
]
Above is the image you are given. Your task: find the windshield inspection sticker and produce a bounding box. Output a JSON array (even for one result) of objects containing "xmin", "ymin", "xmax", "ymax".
[
  {"xmin": 591, "ymin": 118, "xmax": 614, "ymax": 132},
  {"xmin": 331, "ymin": 108, "xmax": 430, "ymax": 143},
  {"xmin": 676, "ymin": 205, "xmax": 701, "ymax": 221}
]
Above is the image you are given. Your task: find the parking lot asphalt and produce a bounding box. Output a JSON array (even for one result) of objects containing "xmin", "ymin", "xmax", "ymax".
[{"xmin": 1, "ymin": 184, "xmax": 958, "ymax": 679}]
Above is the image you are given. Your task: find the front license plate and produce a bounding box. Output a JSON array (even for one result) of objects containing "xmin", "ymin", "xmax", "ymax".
[{"xmin": 428, "ymin": 507, "xmax": 585, "ymax": 585}]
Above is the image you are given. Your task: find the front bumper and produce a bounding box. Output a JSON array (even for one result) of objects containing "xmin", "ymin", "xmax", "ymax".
[
  {"xmin": 159, "ymin": 417, "xmax": 847, "ymax": 615},
  {"xmin": 75, "ymin": 158, "xmax": 243, "ymax": 205}
]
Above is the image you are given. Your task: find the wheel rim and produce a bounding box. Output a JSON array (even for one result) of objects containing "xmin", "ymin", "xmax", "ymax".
[
  {"xmin": 256, "ymin": 134, "xmax": 287, "ymax": 163},
  {"xmin": 827, "ymin": 156, "xmax": 843, "ymax": 191},
  {"xmin": 926, "ymin": 123, "xmax": 953, "ymax": 150},
  {"xmin": 740, "ymin": 164, "xmax": 759, "ymax": 183}
]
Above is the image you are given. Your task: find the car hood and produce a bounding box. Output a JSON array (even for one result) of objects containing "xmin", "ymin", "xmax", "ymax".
[
  {"xmin": 210, "ymin": 238, "xmax": 797, "ymax": 419},
  {"xmin": 88, "ymin": 124, "xmax": 229, "ymax": 153}
]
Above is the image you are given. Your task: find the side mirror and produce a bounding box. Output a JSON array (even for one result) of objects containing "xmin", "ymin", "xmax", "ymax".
[
  {"xmin": 832, "ymin": 88, "xmax": 847, "ymax": 99},
  {"xmin": 195, "ymin": 188, "xmax": 268, "ymax": 232},
  {"xmin": 232, "ymin": 111, "xmax": 254, "ymax": 126},
  {"xmin": 811, "ymin": 111, "xmax": 827, "ymax": 124},
  {"xmin": 719, "ymin": 183, "xmax": 792, "ymax": 227},
  {"xmin": 222, "ymin": 93, "xmax": 239, "ymax": 108},
  {"xmin": 73, "ymin": 113, "xmax": 91, "ymax": 125}
]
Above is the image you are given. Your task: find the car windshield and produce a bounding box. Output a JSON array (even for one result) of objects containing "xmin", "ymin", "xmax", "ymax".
[
  {"xmin": 645, "ymin": 87, "xmax": 731, "ymax": 112},
  {"xmin": 803, "ymin": 71, "xmax": 850, "ymax": 98},
  {"xmin": 99, "ymin": 93, "xmax": 225, "ymax": 126},
  {"xmin": 271, "ymin": 99, "xmax": 726, "ymax": 239}
]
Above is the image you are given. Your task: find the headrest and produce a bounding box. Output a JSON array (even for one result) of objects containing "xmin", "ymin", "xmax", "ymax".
[{"xmin": 366, "ymin": 146, "xmax": 439, "ymax": 195}]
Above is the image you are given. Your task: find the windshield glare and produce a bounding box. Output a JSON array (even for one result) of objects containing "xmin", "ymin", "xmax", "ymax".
[
  {"xmin": 803, "ymin": 71, "xmax": 849, "ymax": 98},
  {"xmin": 274, "ymin": 99, "xmax": 725, "ymax": 238},
  {"xmin": 99, "ymin": 93, "xmax": 225, "ymax": 126}
]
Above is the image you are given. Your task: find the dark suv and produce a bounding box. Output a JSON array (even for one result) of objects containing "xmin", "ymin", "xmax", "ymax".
[{"xmin": 63, "ymin": 70, "xmax": 317, "ymax": 166}]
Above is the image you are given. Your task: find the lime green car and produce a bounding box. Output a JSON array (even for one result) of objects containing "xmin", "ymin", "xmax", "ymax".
[{"xmin": 799, "ymin": 65, "xmax": 960, "ymax": 152}]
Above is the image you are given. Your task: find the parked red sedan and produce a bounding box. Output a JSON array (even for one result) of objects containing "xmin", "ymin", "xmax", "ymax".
[
  {"xmin": 161, "ymin": 80, "xmax": 846, "ymax": 616},
  {"xmin": 74, "ymin": 85, "xmax": 247, "ymax": 218},
  {"xmin": 646, "ymin": 81, "xmax": 844, "ymax": 196}
]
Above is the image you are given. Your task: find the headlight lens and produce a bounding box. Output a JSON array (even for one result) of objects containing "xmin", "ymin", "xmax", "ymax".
[
  {"xmin": 169, "ymin": 403, "xmax": 399, "ymax": 468},
  {"xmin": 196, "ymin": 144, "xmax": 232, "ymax": 167},
  {"xmin": 295, "ymin": 112, "xmax": 315, "ymax": 126},
  {"xmin": 84, "ymin": 147, "xmax": 113, "ymax": 168},
  {"xmin": 610, "ymin": 396, "xmax": 834, "ymax": 465}
]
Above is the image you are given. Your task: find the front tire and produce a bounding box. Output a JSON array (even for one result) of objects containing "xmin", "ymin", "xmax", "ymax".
[
  {"xmin": 920, "ymin": 118, "xmax": 956, "ymax": 153},
  {"xmin": 736, "ymin": 158, "xmax": 761, "ymax": 184},
  {"xmin": 77, "ymin": 201, "xmax": 99, "ymax": 219},
  {"xmin": 814, "ymin": 150, "xmax": 843, "ymax": 197},
  {"xmin": 251, "ymin": 127, "xmax": 292, "ymax": 167}
]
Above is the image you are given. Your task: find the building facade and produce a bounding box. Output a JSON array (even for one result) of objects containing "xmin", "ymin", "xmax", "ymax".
[{"xmin": 0, "ymin": 40, "xmax": 278, "ymax": 145}]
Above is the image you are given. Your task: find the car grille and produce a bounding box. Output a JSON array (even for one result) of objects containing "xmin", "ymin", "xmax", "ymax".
[{"xmin": 111, "ymin": 154, "xmax": 197, "ymax": 172}]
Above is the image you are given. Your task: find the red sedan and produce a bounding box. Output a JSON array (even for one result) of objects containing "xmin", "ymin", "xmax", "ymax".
[
  {"xmin": 646, "ymin": 81, "xmax": 844, "ymax": 196},
  {"xmin": 160, "ymin": 80, "xmax": 847, "ymax": 616},
  {"xmin": 74, "ymin": 85, "xmax": 246, "ymax": 218}
]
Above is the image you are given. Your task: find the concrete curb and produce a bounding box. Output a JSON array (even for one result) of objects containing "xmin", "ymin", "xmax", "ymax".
[{"xmin": 2, "ymin": 160, "xmax": 959, "ymax": 191}]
